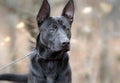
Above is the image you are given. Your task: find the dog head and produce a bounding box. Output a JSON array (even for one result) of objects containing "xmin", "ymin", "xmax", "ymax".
[{"xmin": 36, "ymin": 0, "xmax": 74, "ymax": 53}]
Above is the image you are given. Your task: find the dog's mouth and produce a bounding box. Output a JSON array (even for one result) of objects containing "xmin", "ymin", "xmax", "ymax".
[
  {"xmin": 47, "ymin": 42, "xmax": 70, "ymax": 53},
  {"xmin": 62, "ymin": 45, "xmax": 70, "ymax": 51},
  {"xmin": 51, "ymin": 45, "xmax": 70, "ymax": 53}
]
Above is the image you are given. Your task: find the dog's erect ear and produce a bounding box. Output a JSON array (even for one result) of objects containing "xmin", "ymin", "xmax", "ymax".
[
  {"xmin": 62, "ymin": 0, "xmax": 74, "ymax": 24},
  {"xmin": 37, "ymin": 0, "xmax": 50, "ymax": 26}
]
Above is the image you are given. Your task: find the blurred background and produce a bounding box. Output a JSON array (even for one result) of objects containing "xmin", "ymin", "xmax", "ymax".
[{"xmin": 0, "ymin": 0, "xmax": 120, "ymax": 83}]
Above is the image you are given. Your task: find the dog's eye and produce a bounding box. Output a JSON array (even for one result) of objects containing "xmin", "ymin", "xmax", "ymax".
[
  {"xmin": 63, "ymin": 25, "xmax": 66, "ymax": 29},
  {"xmin": 50, "ymin": 28, "xmax": 56, "ymax": 32},
  {"xmin": 53, "ymin": 25, "xmax": 57, "ymax": 29},
  {"xmin": 50, "ymin": 25, "xmax": 57, "ymax": 32}
]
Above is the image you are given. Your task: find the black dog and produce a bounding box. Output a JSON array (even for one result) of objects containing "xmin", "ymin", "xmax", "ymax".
[{"xmin": 0, "ymin": 0, "xmax": 74, "ymax": 83}]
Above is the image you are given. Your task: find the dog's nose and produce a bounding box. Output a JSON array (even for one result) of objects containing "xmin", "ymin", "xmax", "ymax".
[{"xmin": 62, "ymin": 41, "xmax": 70, "ymax": 47}]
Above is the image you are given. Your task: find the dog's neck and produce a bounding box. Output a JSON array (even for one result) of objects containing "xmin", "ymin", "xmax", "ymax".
[{"xmin": 36, "ymin": 47, "xmax": 66, "ymax": 61}]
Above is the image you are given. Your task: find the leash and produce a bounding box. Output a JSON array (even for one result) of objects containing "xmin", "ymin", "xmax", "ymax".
[{"xmin": 0, "ymin": 52, "xmax": 32, "ymax": 71}]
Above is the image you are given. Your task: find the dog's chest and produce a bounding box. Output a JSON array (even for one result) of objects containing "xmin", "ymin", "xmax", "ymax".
[{"xmin": 39, "ymin": 60, "xmax": 62, "ymax": 76}]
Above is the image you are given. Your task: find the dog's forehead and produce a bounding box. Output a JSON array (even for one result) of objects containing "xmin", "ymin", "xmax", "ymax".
[
  {"xmin": 40, "ymin": 16, "xmax": 70, "ymax": 29},
  {"xmin": 50, "ymin": 16, "xmax": 69, "ymax": 24}
]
